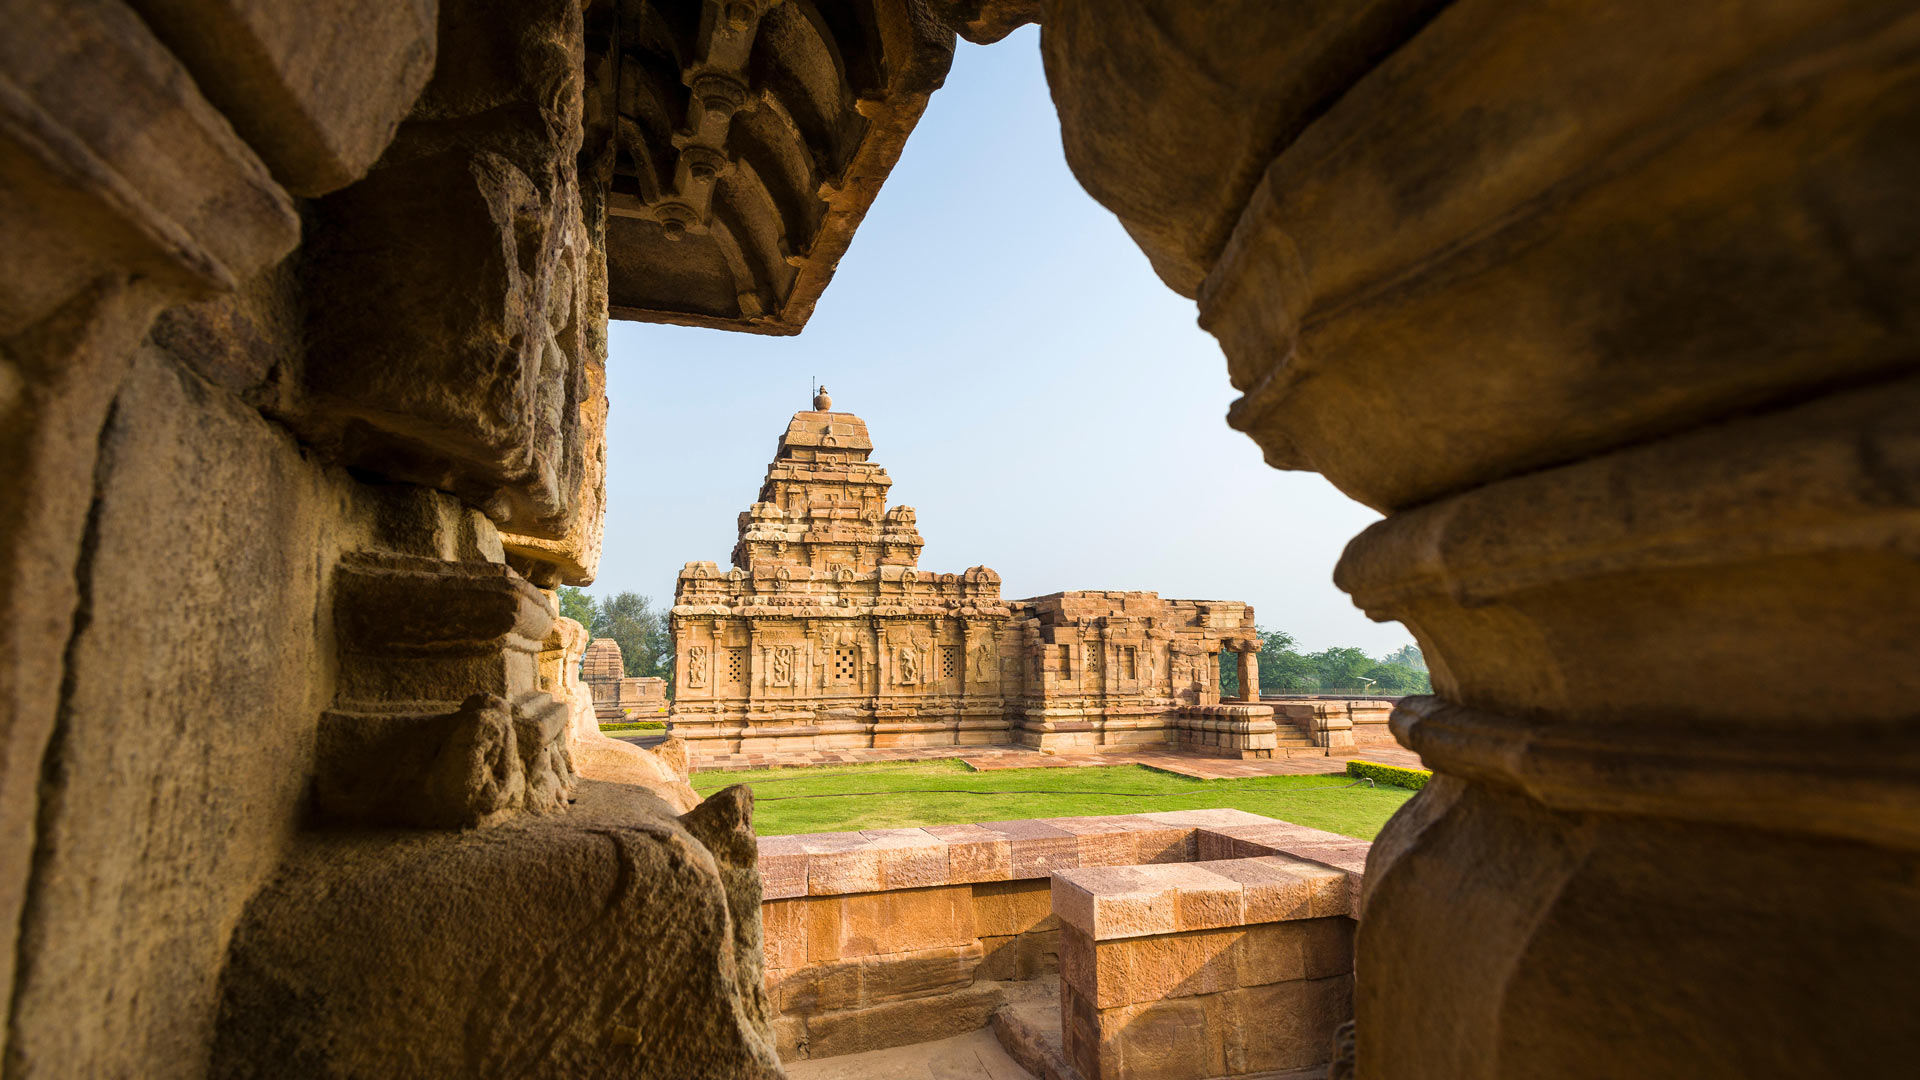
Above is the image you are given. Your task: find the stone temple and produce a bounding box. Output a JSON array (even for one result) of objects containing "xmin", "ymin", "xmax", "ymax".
[
  {"xmin": 580, "ymin": 638, "xmax": 668, "ymax": 722},
  {"xmin": 670, "ymin": 389, "xmax": 1278, "ymax": 760},
  {"xmin": 2, "ymin": 0, "xmax": 1914, "ymax": 1076}
]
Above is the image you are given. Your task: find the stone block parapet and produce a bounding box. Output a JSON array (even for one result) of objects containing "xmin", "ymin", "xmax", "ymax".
[
  {"xmin": 757, "ymin": 811, "xmax": 1366, "ymax": 1067},
  {"xmin": 1053, "ymin": 854, "xmax": 1355, "ymax": 1080},
  {"xmin": 1175, "ymin": 703, "xmax": 1281, "ymax": 759},
  {"xmin": 1265, "ymin": 697, "xmax": 1400, "ymax": 750}
]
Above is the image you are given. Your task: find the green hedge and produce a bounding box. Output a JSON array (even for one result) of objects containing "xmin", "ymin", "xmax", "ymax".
[
  {"xmin": 599, "ymin": 721, "xmax": 667, "ymax": 733},
  {"xmin": 1346, "ymin": 759, "xmax": 1430, "ymax": 790}
]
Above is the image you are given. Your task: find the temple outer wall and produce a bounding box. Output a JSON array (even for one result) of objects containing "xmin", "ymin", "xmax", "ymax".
[{"xmin": 671, "ymin": 586, "xmax": 1264, "ymax": 760}]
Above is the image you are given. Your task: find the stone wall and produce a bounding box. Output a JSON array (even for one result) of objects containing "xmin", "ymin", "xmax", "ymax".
[
  {"xmin": 1055, "ymin": 859, "xmax": 1354, "ymax": 1080},
  {"xmin": 1267, "ymin": 698, "xmax": 1398, "ymax": 750},
  {"xmin": 2, "ymin": 0, "xmax": 968, "ymax": 1073},
  {"xmin": 757, "ymin": 810, "xmax": 1368, "ymax": 1068}
]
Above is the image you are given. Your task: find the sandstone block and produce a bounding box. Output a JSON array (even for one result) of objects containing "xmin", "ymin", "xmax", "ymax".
[
  {"xmin": 1015, "ymin": 928, "xmax": 1060, "ymax": 980},
  {"xmin": 801, "ymin": 834, "xmax": 885, "ymax": 896},
  {"xmin": 1093, "ymin": 929, "xmax": 1243, "ymax": 1008},
  {"xmin": 857, "ymin": 943, "xmax": 983, "ymax": 1005},
  {"xmin": 924, "ymin": 824, "xmax": 1014, "ymax": 883},
  {"xmin": 859, "ymin": 828, "xmax": 951, "ymax": 889},
  {"xmin": 1052, "ymin": 867, "xmax": 1177, "ymax": 941},
  {"xmin": 972, "ymin": 879, "xmax": 1057, "ymax": 937},
  {"xmin": 126, "ymin": 0, "xmax": 437, "ymax": 197},
  {"xmin": 1198, "ymin": 856, "xmax": 1315, "ymax": 924},
  {"xmin": 1221, "ymin": 976, "xmax": 1352, "ymax": 1074},
  {"xmin": 980, "ymin": 819, "xmax": 1081, "ymax": 879},
  {"xmin": 800, "ymin": 981, "xmax": 1005, "ymax": 1060},
  {"xmin": 1158, "ymin": 863, "xmax": 1247, "ymax": 932},
  {"xmin": 1046, "ymin": 817, "xmax": 1144, "ymax": 867},
  {"xmin": 977, "ymin": 934, "xmax": 1018, "ymax": 982},
  {"xmin": 833, "ymin": 886, "xmax": 974, "ymax": 959},
  {"xmin": 772, "ymin": 1015, "xmax": 806, "ymax": 1062},
  {"xmin": 1302, "ymin": 917, "xmax": 1355, "ymax": 981},
  {"xmin": 762, "ymin": 898, "xmax": 808, "ymax": 974},
  {"xmin": 1238, "ymin": 921, "xmax": 1308, "ymax": 987},
  {"xmin": 756, "ymin": 835, "xmax": 809, "ymax": 900},
  {"xmin": 1108, "ymin": 995, "xmax": 1226, "ymax": 1080}
]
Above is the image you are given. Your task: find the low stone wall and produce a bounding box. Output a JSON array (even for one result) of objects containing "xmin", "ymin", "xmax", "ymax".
[
  {"xmin": 1056, "ymin": 858, "xmax": 1354, "ymax": 1079},
  {"xmin": 1266, "ymin": 697, "xmax": 1399, "ymax": 749},
  {"xmin": 1175, "ymin": 703, "xmax": 1280, "ymax": 759},
  {"xmin": 757, "ymin": 811, "xmax": 1369, "ymax": 1067}
]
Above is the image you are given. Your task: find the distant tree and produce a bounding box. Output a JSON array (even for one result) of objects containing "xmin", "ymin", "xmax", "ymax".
[
  {"xmin": 1381, "ymin": 643, "xmax": 1427, "ymax": 672},
  {"xmin": 1362, "ymin": 661, "xmax": 1431, "ymax": 694},
  {"xmin": 1218, "ymin": 628, "xmax": 1318, "ymax": 696},
  {"xmin": 1307, "ymin": 646, "xmax": 1375, "ymax": 690},
  {"xmin": 1222, "ymin": 632, "xmax": 1432, "ymax": 697},
  {"xmin": 557, "ymin": 586, "xmax": 597, "ymax": 630},
  {"xmin": 1256, "ymin": 630, "xmax": 1316, "ymax": 691},
  {"xmin": 590, "ymin": 592, "xmax": 670, "ymax": 681}
]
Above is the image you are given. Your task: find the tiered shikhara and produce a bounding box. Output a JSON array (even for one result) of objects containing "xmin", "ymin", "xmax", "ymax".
[{"xmin": 669, "ymin": 403, "xmax": 1266, "ymax": 758}]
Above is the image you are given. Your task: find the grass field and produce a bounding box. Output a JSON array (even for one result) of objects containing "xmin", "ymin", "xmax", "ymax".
[{"xmin": 690, "ymin": 759, "xmax": 1415, "ymax": 839}]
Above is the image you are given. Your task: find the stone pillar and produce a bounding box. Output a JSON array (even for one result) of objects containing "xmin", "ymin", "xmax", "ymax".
[
  {"xmin": 1236, "ymin": 646, "xmax": 1260, "ymax": 702},
  {"xmin": 1042, "ymin": 1, "xmax": 1920, "ymax": 1076}
]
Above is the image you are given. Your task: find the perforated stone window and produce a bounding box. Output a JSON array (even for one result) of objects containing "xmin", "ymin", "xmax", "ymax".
[
  {"xmin": 725, "ymin": 647, "xmax": 747, "ymax": 685},
  {"xmin": 939, "ymin": 645, "xmax": 959, "ymax": 681},
  {"xmin": 832, "ymin": 647, "xmax": 858, "ymax": 684}
]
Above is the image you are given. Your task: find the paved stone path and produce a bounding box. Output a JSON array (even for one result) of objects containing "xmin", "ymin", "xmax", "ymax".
[{"xmin": 612, "ymin": 736, "xmax": 1429, "ymax": 778}]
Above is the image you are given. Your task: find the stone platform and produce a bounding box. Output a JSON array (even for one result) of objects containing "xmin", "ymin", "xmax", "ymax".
[{"xmin": 631, "ymin": 739, "xmax": 1428, "ymax": 779}]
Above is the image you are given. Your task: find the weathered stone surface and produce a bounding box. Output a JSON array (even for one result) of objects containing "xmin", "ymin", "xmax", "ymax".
[
  {"xmin": 795, "ymin": 981, "xmax": 1005, "ymax": 1061},
  {"xmin": 600, "ymin": 1, "xmax": 956, "ymax": 334},
  {"xmin": 0, "ymin": 16, "xmax": 305, "ymax": 1036},
  {"xmin": 1041, "ymin": 0, "xmax": 1447, "ymax": 299},
  {"xmin": 211, "ymin": 780, "xmax": 779, "ymax": 1080},
  {"xmin": 1043, "ymin": 0, "xmax": 1920, "ymax": 1074},
  {"xmin": 2, "ymin": 1, "xmax": 949, "ymax": 1076},
  {"xmin": 971, "ymin": 878, "xmax": 1057, "ymax": 937},
  {"xmin": 926, "ymin": 0, "xmax": 1041, "ymax": 45},
  {"xmin": 0, "ymin": 0, "xmax": 299, "ymax": 336},
  {"xmin": 126, "ymin": 0, "xmax": 438, "ymax": 196},
  {"xmin": 2, "ymin": 346, "xmax": 330, "ymax": 1079},
  {"xmin": 294, "ymin": 0, "xmax": 596, "ymax": 540}
]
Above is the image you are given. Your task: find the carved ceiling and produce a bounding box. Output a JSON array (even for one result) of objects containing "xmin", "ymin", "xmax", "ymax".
[{"xmin": 592, "ymin": 0, "xmax": 958, "ymax": 335}]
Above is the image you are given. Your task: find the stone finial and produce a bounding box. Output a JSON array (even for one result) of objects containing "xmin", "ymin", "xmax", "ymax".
[{"xmin": 813, "ymin": 385, "xmax": 832, "ymax": 411}]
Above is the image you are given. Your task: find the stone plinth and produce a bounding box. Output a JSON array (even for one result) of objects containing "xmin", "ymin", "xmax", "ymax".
[
  {"xmin": 758, "ymin": 810, "xmax": 1366, "ymax": 1066},
  {"xmin": 1054, "ymin": 857, "xmax": 1354, "ymax": 1080},
  {"xmin": 1175, "ymin": 703, "xmax": 1280, "ymax": 759}
]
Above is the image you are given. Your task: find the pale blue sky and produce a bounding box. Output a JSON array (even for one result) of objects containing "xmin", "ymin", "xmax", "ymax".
[{"xmin": 597, "ymin": 28, "xmax": 1412, "ymax": 655}]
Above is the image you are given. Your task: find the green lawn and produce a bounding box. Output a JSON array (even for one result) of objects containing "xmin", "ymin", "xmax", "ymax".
[
  {"xmin": 690, "ymin": 760, "xmax": 1415, "ymax": 840},
  {"xmin": 599, "ymin": 721, "xmax": 666, "ymax": 732}
]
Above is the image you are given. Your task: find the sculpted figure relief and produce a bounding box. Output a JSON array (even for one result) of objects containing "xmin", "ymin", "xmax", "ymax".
[
  {"xmin": 686, "ymin": 645, "xmax": 708, "ymax": 688},
  {"xmin": 969, "ymin": 639, "xmax": 994, "ymax": 678},
  {"xmin": 770, "ymin": 646, "xmax": 794, "ymax": 687},
  {"xmin": 897, "ymin": 647, "xmax": 919, "ymax": 684}
]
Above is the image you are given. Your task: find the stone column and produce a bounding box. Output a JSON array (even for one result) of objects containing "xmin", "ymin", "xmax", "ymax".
[
  {"xmin": 1236, "ymin": 646, "xmax": 1260, "ymax": 703},
  {"xmin": 1042, "ymin": 1, "xmax": 1920, "ymax": 1076}
]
